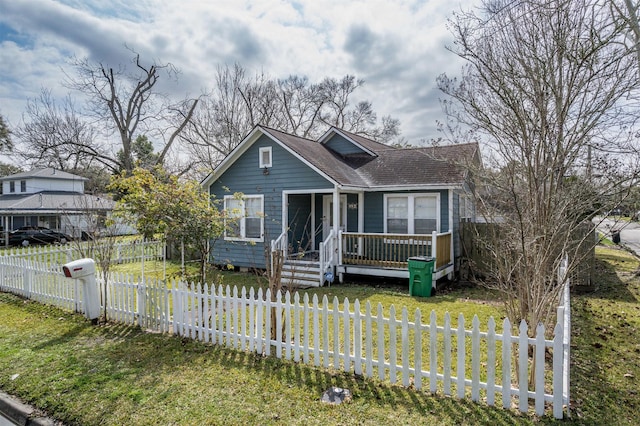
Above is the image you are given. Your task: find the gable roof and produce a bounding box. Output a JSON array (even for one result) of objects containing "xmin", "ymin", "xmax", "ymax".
[
  {"xmin": 321, "ymin": 127, "xmax": 394, "ymax": 155},
  {"xmin": 0, "ymin": 168, "xmax": 88, "ymax": 181},
  {"xmin": 203, "ymin": 125, "xmax": 342, "ymax": 188},
  {"xmin": 260, "ymin": 127, "xmax": 371, "ymax": 187},
  {"xmin": 203, "ymin": 125, "xmax": 479, "ymax": 190}
]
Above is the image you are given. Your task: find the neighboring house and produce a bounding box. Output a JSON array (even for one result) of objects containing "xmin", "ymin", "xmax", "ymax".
[
  {"xmin": 204, "ymin": 126, "xmax": 480, "ymax": 287},
  {"xmin": 0, "ymin": 168, "xmax": 128, "ymax": 238}
]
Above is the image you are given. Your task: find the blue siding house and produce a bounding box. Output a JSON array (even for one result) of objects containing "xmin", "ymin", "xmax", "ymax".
[{"xmin": 203, "ymin": 126, "xmax": 479, "ymax": 287}]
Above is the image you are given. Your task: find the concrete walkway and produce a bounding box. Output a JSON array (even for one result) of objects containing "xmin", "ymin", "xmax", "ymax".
[{"xmin": 0, "ymin": 391, "xmax": 60, "ymax": 426}]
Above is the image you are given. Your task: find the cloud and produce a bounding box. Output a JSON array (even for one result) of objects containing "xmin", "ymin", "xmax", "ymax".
[
  {"xmin": 343, "ymin": 24, "xmax": 401, "ymax": 78},
  {"xmin": 0, "ymin": 0, "xmax": 472, "ymax": 146}
]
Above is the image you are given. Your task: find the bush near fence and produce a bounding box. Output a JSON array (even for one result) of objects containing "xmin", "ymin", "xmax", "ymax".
[
  {"xmin": 0, "ymin": 252, "xmax": 570, "ymax": 419},
  {"xmin": 461, "ymin": 222, "xmax": 594, "ymax": 289}
]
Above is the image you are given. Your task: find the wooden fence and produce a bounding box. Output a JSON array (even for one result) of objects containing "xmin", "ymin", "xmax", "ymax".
[{"xmin": 0, "ymin": 255, "xmax": 570, "ymax": 419}]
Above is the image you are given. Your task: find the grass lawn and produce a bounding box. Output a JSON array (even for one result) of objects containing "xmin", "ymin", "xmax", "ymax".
[
  {"xmin": 568, "ymin": 246, "xmax": 640, "ymax": 423},
  {"xmin": 1, "ymin": 248, "xmax": 639, "ymax": 425}
]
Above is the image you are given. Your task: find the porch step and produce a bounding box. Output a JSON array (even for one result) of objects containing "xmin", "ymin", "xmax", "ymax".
[{"xmin": 281, "ymin": 260, "xmax": 322, "ymax": 288}]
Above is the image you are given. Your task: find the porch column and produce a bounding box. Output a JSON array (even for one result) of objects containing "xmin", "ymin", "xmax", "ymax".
[
  {"xmin": 358, "ymin": 192, "xmax": 364, "ymax": 233},
  {"xmin": 281, "ymin": 192, "xmax": 288, "ymax": 235},
  {"xmin": 357, "ymin": 192, "xmax": 364, "ymax": 257},
  {"xmin": 332, "ymin": 187, "xmax": 340, "ymax": 235},
  {"xmin": 310, "ymin": 193, "xmax": 316, "ymax": 249},
  {"xmin": 3, "ymin": 216, "xmax": 7, "ymax": 247}
]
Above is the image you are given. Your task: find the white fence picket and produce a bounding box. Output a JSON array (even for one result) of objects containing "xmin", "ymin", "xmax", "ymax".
[
  {"xmin": 502, "ymin": 317, "xmax": 512, "ymax": 409},
  {"xmin": 241, "ymin": 286, "xmax": 248, "ymax": 351},
  {"xmin": 535, "ymin": 323, "xmax": 546, "ymax": 416},
  {"xmin": 312, "ymin": 294, "xmax": 319, "ymax": 366},
  {"xmin": 276, "ymin": 290, "xmax": 283, "ymax": 358},
  {"xmin": 355, "ymin": 299, "xmax": 363, "ymax": 376},
  {"xmin": 429, "ymin": 310, "xmax": 438, "ymax": 393},
  {"xmin": 265, "ymin": 289, "xmax": 272, "ymax": 357},
  {"xmin": 472, "ymin": 315, "xmax": 481, "ymax": 402},
  {"xmin": 365, "ymin": 302, "xmax": 373, "ymax": 377},
  {"xmin": 303, "ymin": 293, "xmax": 310, "ymax": 364},
  {"xmin": 401, "ymin": 308, "xmax": 409, "ymax": 387},
  {"xmin": 343, "ymin": 298, "xmax": 351, "ymax": 372},
  {"xmin": 231, "ymin": 285, "xmax": 239, "ymax": 348},
  {"xmin": 285, "ymin": 291, "xmax": 292, "ymax": 360},
  {"xmin": 322, "ymin": 296, "xmax": 329, "ymax": 368},
  {"xmin": 389, "ymin": 305, "xmax": 397, "ymax": 384},
  {"xmin": 518, "ymin": 320, "xmax": 529, "ymax": 413},
  {"xmin": 443, "ymin": 312, "xmax": 452, "ymax": 395},
  {"xmin": 487, "ymin": 317, "xmax": 496, "ymax": 406},
  {"xmin": 414, "ymin": 309, "xmax": 422, "ymax": 390},
  {"xmin": 293, "ymin": 292, "xmax": 300, "ymax": 362},
  {"xmin": 457, "ymin": 314, "xmax": 466, "ymax": 399},
  {"xmin": 377, "ymin": 303, "xmax": 385, "ymax": 381},
  {"xmin": 553, "ymin": 321, "xmax": 564, "ymax": 418}
]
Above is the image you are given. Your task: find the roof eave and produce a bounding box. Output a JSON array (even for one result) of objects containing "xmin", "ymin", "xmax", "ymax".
[
  {"xmin": 337, "ymin": 183, "xmax": 466, "ymax": 192},
  {"xmin": 201, "ymin": 126, "xmax": 265, "ymax": 188}
]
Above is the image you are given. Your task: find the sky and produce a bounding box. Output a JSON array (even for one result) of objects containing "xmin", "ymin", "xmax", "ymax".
[{"xmin": 0, "ymin": 0, "xmax": 473, "ymax": 153}]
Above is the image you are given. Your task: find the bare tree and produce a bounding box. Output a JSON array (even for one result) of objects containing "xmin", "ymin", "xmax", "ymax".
[
  {"xmin": 439, "ymin": 0, "xmax": 640, "ymax": 335},
  {"xmin": 181, "ymin": 64, "xmax": 401, "ymax": 175},
  {"xmin": 61, "ymin": 195, "xmax": 123, "ymax": 322},
  {"xmin": 14, "ymin": 89, "xmax": 104, "ymax": 170},
  {"xmin": 65, "ymin": 50, "xmax": 198, "ymax": 174},
  {"xmin": 613, "ymin": 0, "xmax": 640, "ymax": 70}
]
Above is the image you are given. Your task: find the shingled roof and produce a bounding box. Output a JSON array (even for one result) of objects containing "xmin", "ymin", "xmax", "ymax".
[
  {"xmin": 0, "ymin": 192, "xmax": 112, "ymax": 214},
  {"xmin": 261, "ymin": 126, "xmax": 478, "ymax": 188}
]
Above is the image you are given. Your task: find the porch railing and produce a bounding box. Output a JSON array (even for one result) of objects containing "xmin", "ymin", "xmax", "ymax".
[
  {"xmin": 319, "ymin": 229, "xmax": 337, "ymax": 284},
  {"xmin": 340, "ymin": 231, "xmax": 452, "ymax": 270},
  {"xmin": 270, "ymin": 231, "xmax": 288, "ymax": 273}
]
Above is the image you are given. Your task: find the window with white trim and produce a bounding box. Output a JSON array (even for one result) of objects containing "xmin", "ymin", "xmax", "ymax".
[
  {"xmin": 259, "ymin": 147, "xmax": 272, "ymax": 168},
  {"xmin": 384, "ymin": 194, "xmax": 439, "ymax": 234},
  {"xmin": 459, "ymin": 194, "xmax": 473, "ymax": 222},
  {"xmin": 224, "ymin": 194, "xmax": 264, "ymax": 241}
]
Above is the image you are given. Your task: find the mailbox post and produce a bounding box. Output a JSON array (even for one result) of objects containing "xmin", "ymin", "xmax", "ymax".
[{"xmin": 62, "ymin": 258, "xmax": 99, "ymax": 322}]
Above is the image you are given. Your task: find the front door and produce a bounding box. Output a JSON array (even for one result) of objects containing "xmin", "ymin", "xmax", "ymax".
[{"xmin": 322, "ymin": 194, "xmax": 347, "ymax": 241}]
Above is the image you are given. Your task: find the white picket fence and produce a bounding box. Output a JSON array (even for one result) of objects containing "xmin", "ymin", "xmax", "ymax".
[
  {"xmin": 0, "ymin": 255, "xmax": 571, "ymax": 419},
  {"xmin": 0, "ymin": 257, "xmax": 84, "ymax": 313},
  {"xmin": 0, "ymin": 240, "xmax": 165, "ymax": 265}
]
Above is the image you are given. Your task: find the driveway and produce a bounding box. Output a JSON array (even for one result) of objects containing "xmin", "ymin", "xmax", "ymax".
[{"xmin": 596, "ymin": 217, "xmax": 640, "ymax": 256}]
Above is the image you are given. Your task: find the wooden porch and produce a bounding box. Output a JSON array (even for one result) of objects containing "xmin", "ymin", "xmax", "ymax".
[
  {"xmin": 271, "ymin": 230, "xmax": 455, "ymax": 287},
  {"xmin": 340, "ymin": 231, "xmax": 452, "ymax": 270},
  {"xmin": 337, "ymin": 231, "xmax": 454, "ymax": 282}
]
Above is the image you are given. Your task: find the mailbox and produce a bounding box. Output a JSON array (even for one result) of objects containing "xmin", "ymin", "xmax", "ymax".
[
  {"xmin": 62, "ymin": 258, "xmax": 99, "ymax": 322},
  {"xmin": 62, "ymin": 258, "xmax": 96, "ymax": 279}
]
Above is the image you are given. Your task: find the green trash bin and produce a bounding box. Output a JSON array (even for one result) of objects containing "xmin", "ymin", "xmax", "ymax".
[{"xmin": 408, "ymin": 256, "xmax": 435, "ymax": 297}]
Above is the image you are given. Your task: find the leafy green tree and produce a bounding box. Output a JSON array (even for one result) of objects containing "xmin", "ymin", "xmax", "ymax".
[
  {"xmin": 116, "ymin": 135, "xmax": 160, "ymax": 172},
  {"xmin": 0, "ymin": 162, "xmax": 22, "ymax": 178},
  {"xmin": 108, "ymin": 168, "xmax": 225, "ymax": 282}
]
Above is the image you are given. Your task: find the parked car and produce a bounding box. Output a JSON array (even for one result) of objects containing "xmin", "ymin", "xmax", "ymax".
[{"xmin": 4, "ymin": 228, "xmax": 72, "ymax": 246}]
